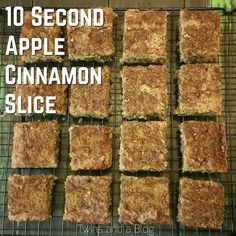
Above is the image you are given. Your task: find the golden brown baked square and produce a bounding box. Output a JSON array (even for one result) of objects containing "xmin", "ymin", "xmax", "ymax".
[
  {"xmin": 122, "ymin": 65, "xmax": 168, "ymax": 119},
  {"xmin": 8, "ymin": 174, "xmax": 56, "ymax": 221},
  {"xmin": 120, "ymin": 121, "xmax": 168, "ymax": 171},
  {"xmin": 179, "ymin": 10, "xmax": 221, "ymax": 63},
  {"xmin": 70, "ymin": 66, "xmax": 111, "ymax": 118},
  {"xmin": 15, "ymin": 71, "xmax": 68, "ymax": 115},
  {"xmin": 121, "ymin": 10, "xmax": 168, "ymax": 64},
  {"xmin": 69, "ymin": 125, "xmax": 113, "ymax": 170},
  {"xmin": 67, "ymin": 8, "xmax": 117, "ymax": 62},
  {"xmin": 21, "ymin": 11, "xmax": 62, "ymax": 63},
  {"xmin": 178, "ymin": 178, "xmax": 224, "ymax": 229},
  {"xmin": 177, "ymin": 64, "xmax": 222, "ymax": 115},
  {"xmin": 180, "ymin": 121, "xmax": 227, "ymax": 173},
  {"xmin": 64, "ymin": 175, "xmax": 112, "ymax": 224},
  {"xmin": 118, "ymin": 175, "xmax": 171, "ymax": 224},
  {"xmin": 12, "ymin": 121, "xmax": 60, "ymax": 168}
]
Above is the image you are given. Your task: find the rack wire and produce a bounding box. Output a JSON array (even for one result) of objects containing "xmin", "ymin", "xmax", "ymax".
[{"xmin": 0, "ymin": 6, "xmax": 236, "ymax": 236}]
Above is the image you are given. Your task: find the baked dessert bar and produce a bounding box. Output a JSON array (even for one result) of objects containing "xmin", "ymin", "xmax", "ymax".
[
  {"xmin": 179, "ymin": 10, "xmax": 221, "ymax": 63},
  {"xmin": 8, "ymin": 174, "xmax": 56, "ymax": 221},
  {"xmin": 70, "ymin": 66, "xmax": 111, "ymax": 118},
  {"xmin": 122, "ymin": 65, "xmax": 168, "ymax": 119},
  {"xmin": 178, "ymin": 178, "xmax": 224, "ymax": 229},
  {"xmin": 12, "ymin": 120, "xmax": 60, "ymax": 168},
  {"xmin": 121, "ymin": 10, "xmax": 168, "ymax": 64},
  {"xmin": 21, "ymin": 11, "xmax": 62, "ymax": 63},
  {"xmin": 180, "ymin": 121, "xmax": 227, "ymax": 172},
  {"xmin": 120, "ymin": 121, "xmax": 168, "ymax": 171},
  {"xmin": 69, "ymin": 125, "xmax": 113, "ymax": 170},
  {"xmin": 118, "ymin": 175, "xmax": 171, "ymax": 224},
  {"xmin": 15, "ymin": 71, "xmax": 68, "ymax": 115},
  {"xmin": 177, "ymin": 64, "xmax": 222, "ymax": 115},
  {"xmin": 64, "ymin": 175, "xmax": 112, "ymax": 224},
  {"xmin": 67, "ymin": 8, "xmax": 117, "ymax": 62}
]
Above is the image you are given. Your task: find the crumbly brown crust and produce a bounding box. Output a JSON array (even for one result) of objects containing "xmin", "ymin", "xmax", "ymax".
[
  {"xmin": 21, "ymin": 11, "xmax": 62, "ymax": 63},
  {"xmin": 15, "ymin": 71, "xmax": 68, "ymax": 115},
  {"xmin": 178, "ymin": 178, "xmax": 224, "ymax": 229},
  {"xmin": 70, "ymin": 66, "xmax": 111, "ymax": 118},
  {"xmin": 67, "ymin": 8, "xmax": 117, "ymax": 62},
  {"xmin": 64, "ymin": 175, "xmax": 112, "ymax": 224},
  {"xmin": 12, "ymin": 121, "xmax": 60, "ymax": 168},
  {"xmin": 180, "ymin": 121, "xmax": 227, "ymax": 173},
  {"xmin": 177, "ymin": 64, "xmax": 222, "ymax": 115},
  {"xmin": 8, "ymin": 174, "xmax": 56, "ymax": 221},
  {"xmin": 122, "ymin": 65, "xmax": 168, "ymax": 119},
  {"xmin": 179, "ymin": 10, "xmax": 221, "ymax": 63},
  {"xmin": 69, "ymin": 125, "xmax": 113, "ymax": 170},
  {"xmin": 121, "ymin": 10, "xmax": 168, "ymax": 64},
  {"xmin": 120, "ymin": 121, "xmax": 168, "ymax": 171},
  {"xmin": 118, "ymin": 175, "xmax": 171, "ymax": 225}
]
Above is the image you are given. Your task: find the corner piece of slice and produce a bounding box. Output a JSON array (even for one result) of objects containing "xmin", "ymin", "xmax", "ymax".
[
  {"xmin": 63, "ymin": 175, "xmax": 112, "ymax": 224},
  {"xmin": 8, "ymin": 174, "xmax": 56, "ymax": 221},
  {"xmin": 121, "ymin": 9, "xmax": 168, "ymax": 64},
  {"xmin": 176, "ymin": 63, "xmax": 222, "ymax": 115},
  {"xmin": 118, "ymin": 175, "xmax": 171, "ymax": 225},
  {"xmin": 180, "ymin": 121, "xmax": 227, "ymax": 173},
  {"xmin": 178, "ymin": 178, "xmax": 224, "ymax": 229},
  {"xmin": 120, "ymin": 121, "xmax": 168, "ymax": 171},
  {"xmin": 21, "ymin": 11, "xmax": 62, "ymax": 63},
  {"xmin": 179, "ymin": 10, "xmax": 221, "ymax": 63},
  {"xmin": 12, "ymin": 120, "xmax": 60, "ymax": 168},
  {"xmin": 69, "ymin": 125, "xmax": 113, "ymax": 170}
]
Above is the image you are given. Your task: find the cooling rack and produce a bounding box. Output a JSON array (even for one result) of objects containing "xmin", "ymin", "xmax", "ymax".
[{"xmin": 0, "ymin": 5, "xmax": 236, "ymax": 236}]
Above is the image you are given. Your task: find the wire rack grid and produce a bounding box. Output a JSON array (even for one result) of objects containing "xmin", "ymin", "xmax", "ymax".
[{"xmin": 0, "ymin": 6, "xmax": 236, "ymax": 236}]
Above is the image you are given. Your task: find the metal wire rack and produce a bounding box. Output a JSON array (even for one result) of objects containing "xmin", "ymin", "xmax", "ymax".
[{"xmin": 0, "ymin": 6, "xmax": 236, "ymax": 236}]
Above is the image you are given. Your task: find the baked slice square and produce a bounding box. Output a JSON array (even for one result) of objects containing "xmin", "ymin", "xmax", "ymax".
[
  {"xmin": 121, "ymin": 10, "xmax": 168, "ymax": 64},
  {"xmin": 15, "ymin": 71, "xmax": 68, "ymax": 115},
  {"xmin": 122, "ymin": 65, "xmax": 168, "ymax": 119},
  {"xmin": 21, "ymin": 11, "xmax": 62, "ymax": 63},
  {"xmin": 120, "ymin": 121, "xmax": 168, "ymax": 171},
  {"xmin": 178, "ymin": 178, "xmax": 224, "ymax": 229},
  {"xmin": 118, "ymin": 175, "xmax": 171, "ymax": 224},
  {"xmin": 70, "ymin": 66, "xmax": 111, "ymax": 118},
  {"xmin": 179, "ymin": 10, "xmax": 221, "ymax": 63},
  {"xmin": 67, "ymin": 8, "xmax": 117, "ymax": 62},
  {"xmin": 12, "ymin": 121, "xmax": 60, "ymax": 168},
  {"xmin": 8, "ymin": 174, "xmax": 56, "ymax": 221},
  {"xmin": 69, "ymin": 125, "xmax": 113, "ymax": 170},
  {"xmin": 64, "ymin": 176, "xmax": 112, "ymax": 224},
  {"xmin": 177, "ymin": 64, "xmax": 222, "ymax": 115},
  {"xmin": 180, "ymin": 121, "xmax": 227, "ymax": 172}
]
